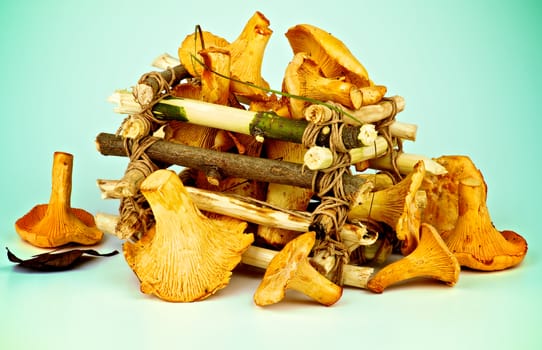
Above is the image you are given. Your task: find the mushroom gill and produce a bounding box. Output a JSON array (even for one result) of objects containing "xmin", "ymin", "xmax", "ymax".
[
  {"xmin": 15, "ymin": 152, "xmax": 102, "ymax": 248},
  {"xmin": 123, "ymin": 169, "xmax": 254, "ymax": 302},
  {"xmin": 367, "ymin": 223, "xmax": 460, "ymax": 293}
]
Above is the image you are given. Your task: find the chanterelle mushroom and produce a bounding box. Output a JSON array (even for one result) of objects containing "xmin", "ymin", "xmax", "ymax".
[
  {"xmin": 367, "ymin": 223, "xmax": 460, "ymax": 293},
  {"xmin": 253, "ymin": 231, "xmax": 342, "ymax": 306},
  {"xmin": 348, "ymin": 161, "xmax": 426, "ymax": 255},
  {"xmin": 285, "ymin": 23, "xmax": 370, "ymax": 87},
  {"xmin": 178, "ymin": 30, "xmax": 229, "ymax": 78},
  {"xmin": 441, "ymin": 177, "xmax": 528, "ymax": 271},
  {"xmin": 15, "ymin": 152, "xmax": 102, "ymax": 248},
  {"xmin": 226, "ymin": 11, "xmax": 273, "ymax": 102},
  {"xmin": 422, "ymin": 155, "xmax": 487, "ymax": 234},
  {"xmin": 284, "ymin": 52, "xmax": 364, "ymax": 118},
  {"xmin": 123, "ymin": 169, "xmax": 254, "ymax": 302}
]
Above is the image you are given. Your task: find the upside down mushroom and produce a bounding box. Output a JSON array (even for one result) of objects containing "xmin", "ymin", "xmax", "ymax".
[
  {"xmin": 15, "ymin": 152, "xmax": 103, "ymax": 248},
  {"xmin": 123, "ymin": 169, "xmax": 254, "ymax": 302},
  {"xmin": 254, "ymin": 231, "xmax": 343, "ymax": 306}
]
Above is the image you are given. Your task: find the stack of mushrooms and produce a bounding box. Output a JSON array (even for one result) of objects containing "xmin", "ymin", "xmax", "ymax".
[{"xmin": 95, "ymin": 12, "xmax": 528, "ymax": 305}]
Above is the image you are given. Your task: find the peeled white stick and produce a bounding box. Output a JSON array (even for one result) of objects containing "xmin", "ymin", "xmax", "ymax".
[
  {"xmin": 370, "ymin": 152, "xmax": 447, "ymax": 176},
  {"xmin": 95, "ymin": 213, "xmax": 374, "ymax": 289},
  {"xmin": 96, "ymin": 181, "xmax": 377, "ymax": 245},
  {"xmin": 303, "ymin": 136, "xmax": 386, "ymax": 170},
  {"xmin": 388, "ymin": 121, "xmax": 417, "ymax": 142},
  {"xmin": 152, "ymin": 52, "xmax": 180, "ymax": 69}
]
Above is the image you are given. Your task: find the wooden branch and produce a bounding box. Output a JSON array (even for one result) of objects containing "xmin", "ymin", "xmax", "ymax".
[
  {"xmin": 133, "ymin": 64, "xmax": 191, "ymax": 106},
  {"xmin": 96, "ymin": 132, "xmax": 367, "ymax": 195},
  {"xmin": 97, "ymin": 179, "xmax": 378, "ymax": 247}
]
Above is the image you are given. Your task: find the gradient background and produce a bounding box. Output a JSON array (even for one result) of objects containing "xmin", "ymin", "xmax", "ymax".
[{"xmin": 1, "ymin": 0, "xmax": 540, "ymax": 349}]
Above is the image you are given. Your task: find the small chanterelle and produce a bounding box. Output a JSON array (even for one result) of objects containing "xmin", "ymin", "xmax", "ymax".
[
  {"xmin": 11, "ymin": 11, "xmax": 524, "ymax": 306},
  {"xmin": 15, "ymin": 152, "xmax": 103, "ymax": 248}
]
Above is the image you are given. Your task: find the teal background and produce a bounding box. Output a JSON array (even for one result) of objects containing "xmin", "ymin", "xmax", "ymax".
[{"xmin": 0, "ymin": 0, "xmax": 540, "ymax": 349}]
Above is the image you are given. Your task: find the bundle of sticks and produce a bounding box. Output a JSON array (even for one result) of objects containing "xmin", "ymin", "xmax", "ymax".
[{"xmin": 94, "ymin": 12, "xmax": 527, "ymax": 304}]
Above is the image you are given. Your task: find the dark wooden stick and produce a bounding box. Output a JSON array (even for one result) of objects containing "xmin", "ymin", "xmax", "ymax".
[
  {"xmin": 95, "ymin": 133, "xmax": 365, "ymax": 195},
  {"xmin": 134, "ymin": 64, "xmax": 191, "ymax": 106}
]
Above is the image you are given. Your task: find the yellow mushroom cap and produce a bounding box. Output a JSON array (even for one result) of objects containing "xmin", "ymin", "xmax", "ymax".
[
  {"xmin": 123, "ymin": 169, "xmax": 254, "ymax": 302},
  {"xmin": 285, "ymin": 24, "xmax": 370, "ymax": 88},
  {"xmin": 178, "ymin": 30, "xmax": 230, "ymax": 77}
]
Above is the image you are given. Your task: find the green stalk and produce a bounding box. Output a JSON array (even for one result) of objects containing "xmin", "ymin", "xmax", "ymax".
[{"xmin": 110, "ymin": 90, "xmax": 368, "ymax": 149}]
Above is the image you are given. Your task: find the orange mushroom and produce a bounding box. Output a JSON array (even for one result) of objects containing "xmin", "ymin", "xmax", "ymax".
[
  {"xmin": 123, "ymin": 169, "xmax": 254, "ymax": 302},
  {"xmin": 15, "ymin": 152, "xmax": 103, "ymax": 248},
  {"xmin": 285, "ymin": 23, "xmax": 371, "ymax": 88},
  {"xmin": 422, "ymin": 155, "xmax": 487, "ymax": 234},
  {"xmin": 178, "ymin": 30, "xmax": 229, "ymax": 78},
  {"xmin": 253, "ymin": 231, "xmax": 342, "ymax": 306},
  {"xmin": 283, "ymin": 52, "xmax": 364, "ymax": 118},
  {"xmin": 226, "ymin": 11, "xmax": 272, "ymax": 102},
  {"xmin": 348, "ymin": 161, "xmax": 426, "ymax": 255},
  {"xmin": 441, "ymin": 177, "xmax": 528, "ymax": 271},
  {"xmin": 367, "ymin": 223, "xmax": 460, "ymax": 293}
]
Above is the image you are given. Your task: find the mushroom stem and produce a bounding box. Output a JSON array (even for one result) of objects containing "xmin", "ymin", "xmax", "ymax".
[
  {"xmin": 49, "ymin": 152, "xmax": 72, "ymax": 208},
  {"xmin": 288, "ymin": 258, "xmax": 342, "ymax": 305}
]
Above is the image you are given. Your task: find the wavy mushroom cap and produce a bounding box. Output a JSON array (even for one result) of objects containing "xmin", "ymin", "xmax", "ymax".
[
  {"xmin": 124, "ymin": 169, "xmax": 254, "ymax": 302},
  {"xmin": 441, "ymin": 177, "xmax": 528, "ymax": 271},
  {"xmin": 178, "ymin": 30, "xmax": 230, "ymax": 77},
  {"xmin": 285, "ymin": 24, "xmax": 370, "ymax": 88}
]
